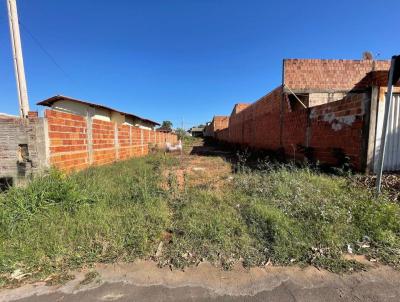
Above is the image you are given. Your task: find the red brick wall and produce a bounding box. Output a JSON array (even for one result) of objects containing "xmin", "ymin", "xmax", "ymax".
[
  {"xmin": 251, "ymin": 87, "xmax": 282, "ymax": 149},
  {"xmin": 307, "ymin": 93, "xmax": 367, "ymax": 169},
  {"xmin": 211, "ymin": 59, "xmax": 389, "ymax": 170},
  {"xmin": 228, "ymin": 87, "xmax": 283, "ymax": 148},
  {"xmin": 284, "ymin": 59, "xmax": 390, "ymax": 91},
  {"xmin": 215, "ymin": 128, "xmax": 229, "ymax": 142},
  {"xmin": 214, "ymin": 91, "xmax": 368, "ymax": 170},
  {"xmin": 92, "ymin": 119, "xmax": 116, "ymax": 166},
  {"xmin": 213, "ymin": 116, "xmax": 229, "ymax": 132},
  {"xmin": 117, "ymin": 124, "xmax": 131, "ymax": 160},
  {"xmin": 46, "ymin": 110, "xmax": 89, "ymax": 172},
  {"xmin": 45, "ymin": 110, "xmax": 178, "ymax": 172},
  {"xmin": 282, "ymin": 101, "xmax": 309, "ymax": 160}
]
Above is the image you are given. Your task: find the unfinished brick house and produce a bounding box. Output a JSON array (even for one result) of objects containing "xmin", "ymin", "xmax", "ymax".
[
  {"xmin": 0, "ymin": 97, "xmax": 178, "ymax": 188},
  {"xmin": 215, "ymin": 58, "xmax": 400, "ymax": 173}
]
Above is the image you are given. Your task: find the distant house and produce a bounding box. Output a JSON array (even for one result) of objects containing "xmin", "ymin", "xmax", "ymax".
[
  {"xmin": 189, "ymin": 126, "xmax": 205, "ymax": 137},
  {"xmin": 37, "ymin": 95, "xmax": 160, "ymax": 130},
  {"xmin": 157, "ymin": 126, "xmax": 173, "ymax": 133}
]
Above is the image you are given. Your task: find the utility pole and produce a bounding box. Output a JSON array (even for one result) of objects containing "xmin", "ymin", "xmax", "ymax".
[{"xmin": 7, "ymin": 0, "xmax": 30, "ymax": 118}]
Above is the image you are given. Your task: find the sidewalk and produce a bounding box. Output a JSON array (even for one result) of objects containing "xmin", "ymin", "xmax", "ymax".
[{"xmin": 2, "ymin": 260, "xmax": 400, "ymax": 302}]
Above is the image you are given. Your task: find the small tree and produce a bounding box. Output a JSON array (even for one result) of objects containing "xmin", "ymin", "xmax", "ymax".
[
  {"xmin": 175, "ymin": 128, "xmax": 187, "ymax": 139},
  {"xmin": 160, "ymin": 121, "xmax": 173, "ymax": 131}
]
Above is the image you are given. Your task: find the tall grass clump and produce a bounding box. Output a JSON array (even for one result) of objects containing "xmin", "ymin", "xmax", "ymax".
[
  {"xmin": 161, "ymin": 188, "xmax": 259, "ymax": 269},
  {"xmin": 233, "ymin": 164, "xmax": 400, "ymax": 272},
  {"xmin": 0, "ymin": 155, "xmax": 172, "ymax": 286}
]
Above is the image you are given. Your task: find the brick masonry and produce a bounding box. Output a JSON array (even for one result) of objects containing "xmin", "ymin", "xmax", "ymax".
[
  {"xmin": 46, "ymin": 110, "xmax": 89, "ymax": 172},
  {"xmin": 214, "ymin": 59, "xmax": 393, "ymax": 171},
  {"xmin": 216, "ymin": 89, "xmax": 368, "ymax": 170},
  {"xmin": 284, "ymin": 59, "xmax": 391, "ymax": 92},
  {"xmin": 205, "ymin": 116, "xmax": 229, "ymax": 137},
  {"xmin": 45, "ymin": 109, "xmax": 177, "ymax": 172},
  {"xmin": 0, "ymin": 109, "xmax": 178, "ymax": 184}
]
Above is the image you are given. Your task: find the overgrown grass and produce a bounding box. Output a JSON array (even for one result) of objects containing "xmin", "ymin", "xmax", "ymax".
[
  {"xmin": 158, "ymin": 163, "xmax": 400, "ymax": 273},
  {"xmin": 0, "ymin": 154, "xmax": 171, "ymax": 287},
  {"xmin": 1, "ymin": 153, "xmax": 400, "ymax": 287},
  {"xmin": 232, "ymin": 166, "xmax": 400, "ymax": 272}
]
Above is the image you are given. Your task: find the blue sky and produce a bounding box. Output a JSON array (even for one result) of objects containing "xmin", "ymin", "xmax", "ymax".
[{"xmin": 0, "ymin": 0, "xmax": 399, "ymax": 128}]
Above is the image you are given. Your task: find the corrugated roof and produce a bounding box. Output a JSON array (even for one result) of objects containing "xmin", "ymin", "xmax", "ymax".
[{"xmin": 37, "ymin": 95, "xmax": 160, "ymax": 126}]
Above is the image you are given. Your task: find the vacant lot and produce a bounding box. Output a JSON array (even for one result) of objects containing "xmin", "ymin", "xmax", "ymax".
[{"xmin": 1, "ymin": 140, "xmax": 400, "ymax": 287}]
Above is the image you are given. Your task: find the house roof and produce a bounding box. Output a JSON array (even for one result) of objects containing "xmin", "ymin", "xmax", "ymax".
[
  {"xmin": 190, "ymin": 127, "xmax": 204, "ymax": 132},
  {"xmin": 157, "ymin": 126, "xmax": 173, "ymax": 133},
  {"xmin": 37, "ymin": 95, "xmax": 160, "ymax": 126}
]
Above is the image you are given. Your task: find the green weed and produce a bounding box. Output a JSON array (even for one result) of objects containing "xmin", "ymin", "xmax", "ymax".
[{"xmin": 1, "ymin": 154, "xmax": 400, "ymax": 287}]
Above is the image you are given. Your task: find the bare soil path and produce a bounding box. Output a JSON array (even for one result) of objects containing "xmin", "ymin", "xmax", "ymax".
[{"xmin": 162, "ymin": 143, "xmax": 232, "ymax": 192}]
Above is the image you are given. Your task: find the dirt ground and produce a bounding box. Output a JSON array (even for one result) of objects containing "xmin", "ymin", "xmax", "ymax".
[{"xmin": 162, "ymin": 143, "xmax": 233, "ymax": 192}]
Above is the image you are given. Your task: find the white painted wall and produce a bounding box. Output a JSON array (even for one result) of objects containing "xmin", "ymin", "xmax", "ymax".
[
  {"xmin": 51, "ymin": 100, "xmax": 111, "ymax": 122},
  {"xmin": 50, "ymin": 100, "xmax": 156, "ymax": 130}
]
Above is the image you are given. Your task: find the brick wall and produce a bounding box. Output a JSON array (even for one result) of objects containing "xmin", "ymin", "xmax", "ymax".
[
  {"xmin": 92, "ymin": 119, "xmax": 117, "ymax": 166},
  {"xmin": 46, "ymin": 110, "xmax": 89, "ymax": 171},
  {"xmin": 214, "ymin": 89, "xmax": 369, "ymax": 170},
  {"xmin": 215, "ymin": 128, "xmax": 229, "ymax": 142},
  {"xmin": 284, "ymin": 59, "xmax": 390, "ymax": 91},
  {"xmin": 45, "ymin": 110, "xmax": 178, "ymax": 172},
  {"xmin": 228, "ymin": 87, "xmax": 283, "ymax": 148},
  {"xmin": 211, "ymin": 58, "xmax": 394, "ymax": 170},
  {"xmin": 307, "ymin": 93, "xmax": 367, "ymax": 169},
  {"xmin": 212, "ymin": 116, "xmax": 229, "ymax": 134},
  {"xmin": 204, "ymin": 116, "xmax": 229, "ymax": 138},
  {"xmin": 0, "ymin": 110, "xmax": 179, "ymax": 184},
  {"xmin": 117, "ymin": 124, "xmax": 130, "ymax": 160}
]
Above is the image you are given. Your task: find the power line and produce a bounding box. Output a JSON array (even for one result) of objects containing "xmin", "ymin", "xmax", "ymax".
[{"xmin": 18, "ymin": 21, "xmax": 74, "ymax": 82}]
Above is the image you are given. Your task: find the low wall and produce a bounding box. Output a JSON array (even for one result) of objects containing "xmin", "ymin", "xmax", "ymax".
[{"xmin": 46, "ymin": 110, "xmax": 178, "ymax": 172}]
